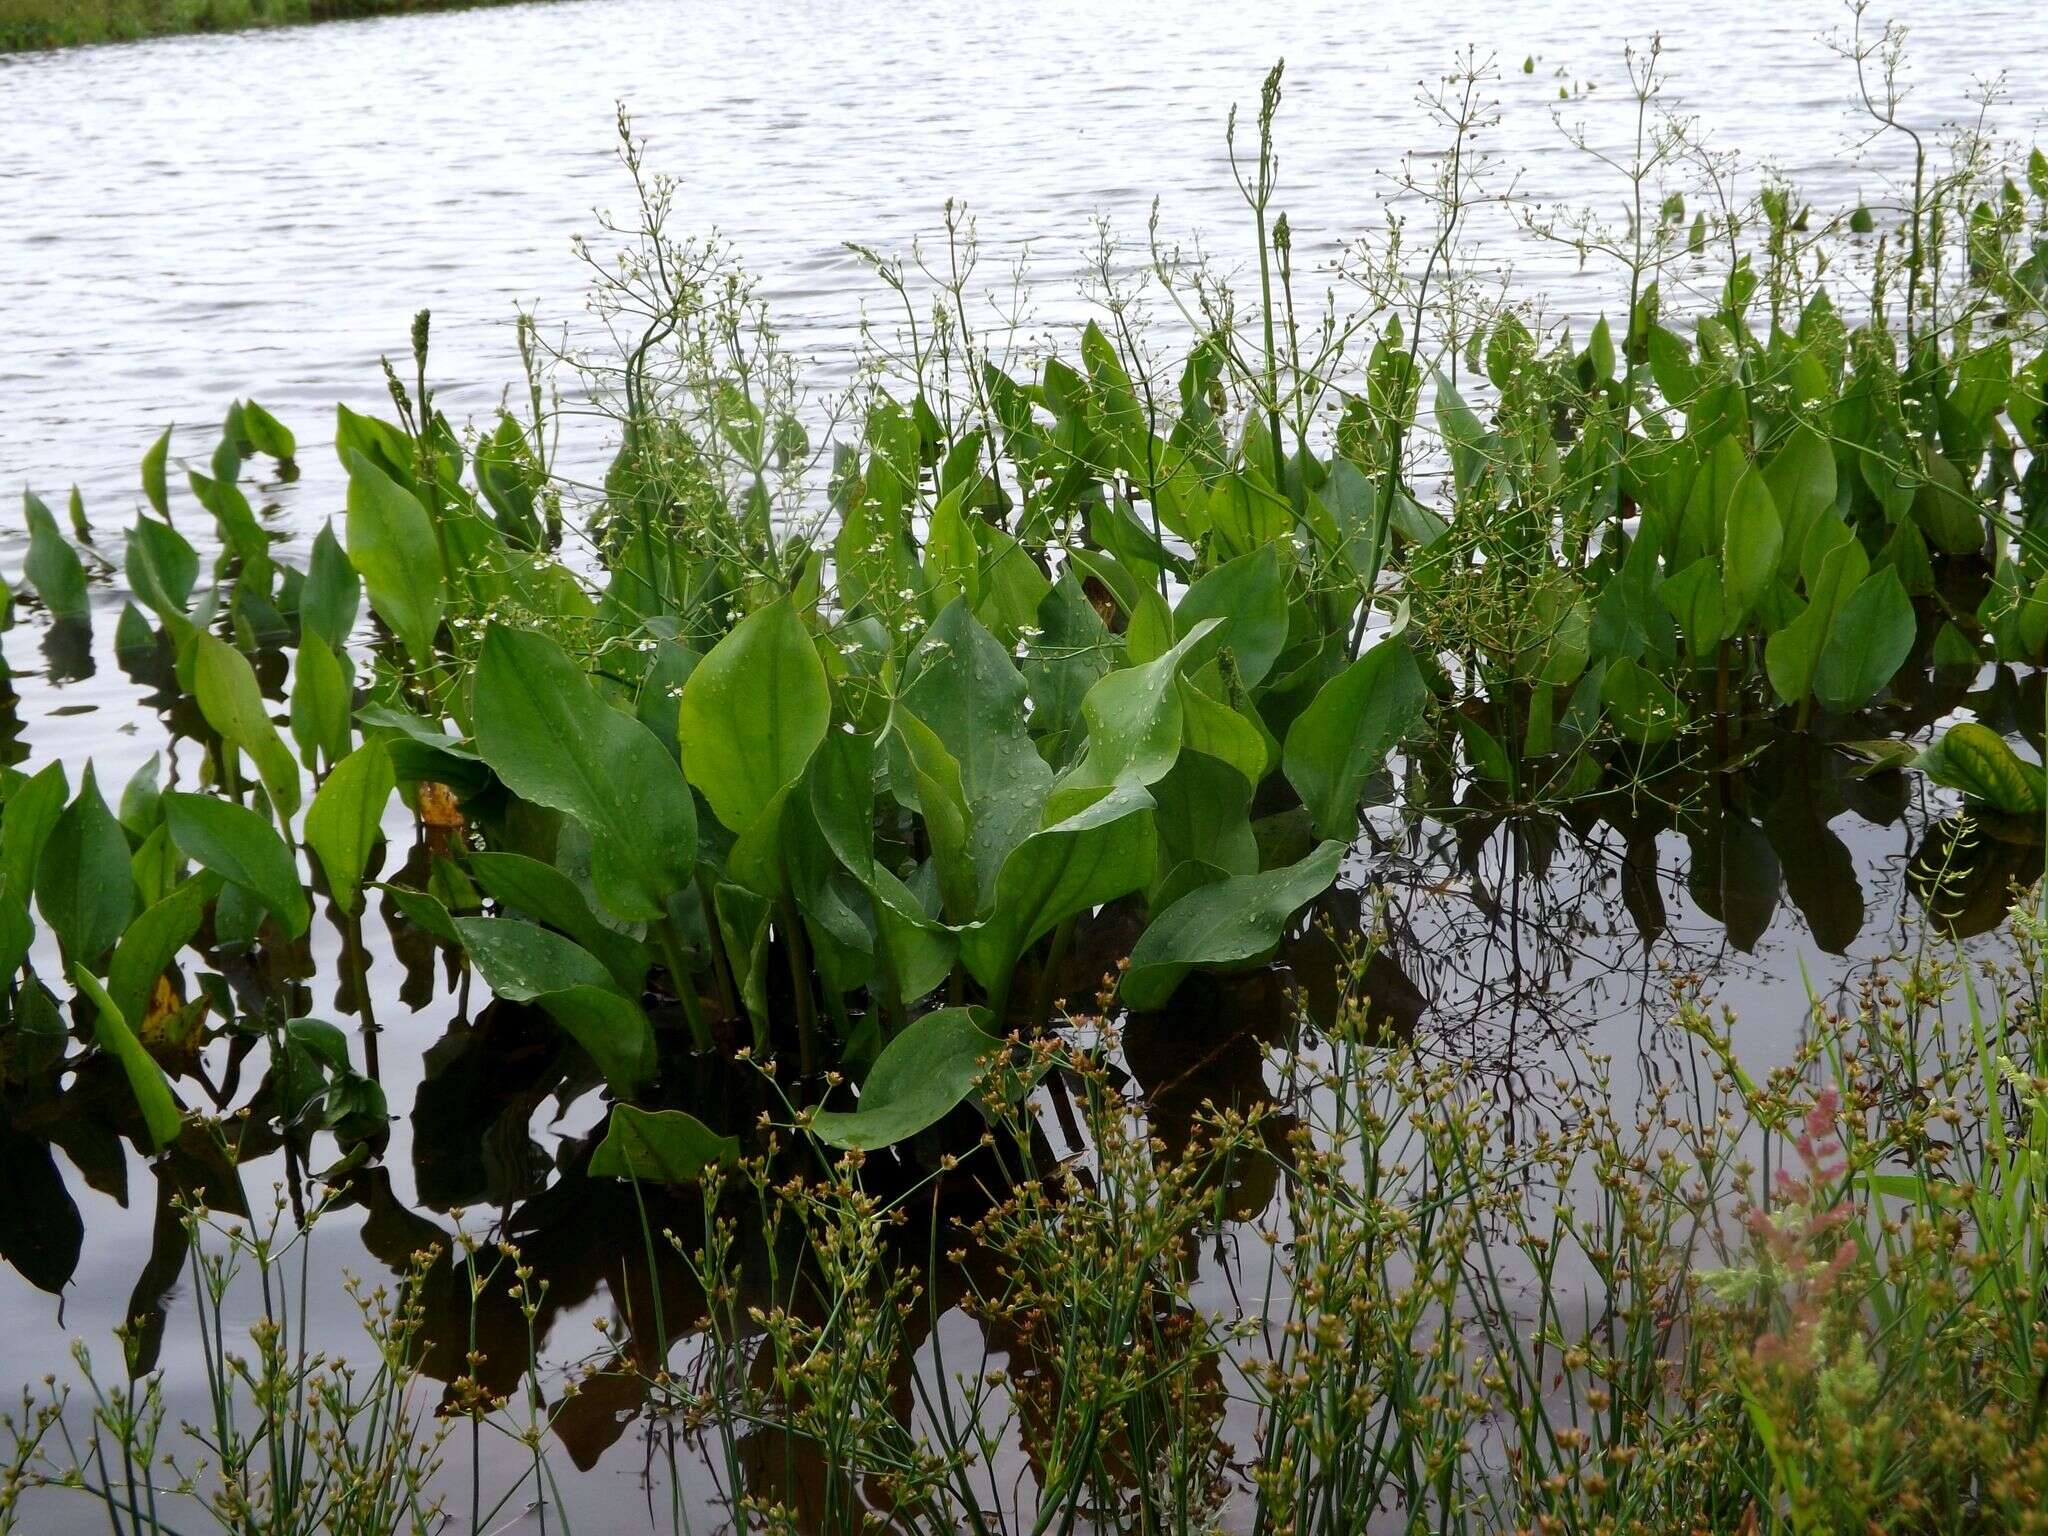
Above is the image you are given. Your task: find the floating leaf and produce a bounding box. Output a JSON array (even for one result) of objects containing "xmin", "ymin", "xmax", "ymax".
[
  {"xmin": 1122, "ymin": 841, "xmax": 1344, "ymax": 1010},
  {"xmin": 810, "ymin": 1007, "xmax": 1000, "ymax": 1150},
  {"xmin": 1915, "ymin": 722, "xmax": 2046, "ymax": 816},
  {"xmin": 588, "ymin": 1106, "xmax": 737, "ymax": 1184}
]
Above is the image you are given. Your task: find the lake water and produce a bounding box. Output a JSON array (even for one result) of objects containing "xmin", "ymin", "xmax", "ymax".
[{"xmin": 2, "ymin": 0, "xmax": 2045, "ymax": 1528}]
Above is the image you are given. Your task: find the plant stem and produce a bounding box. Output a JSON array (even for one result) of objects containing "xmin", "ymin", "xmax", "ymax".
[
  {"xmin": 695, "ymin": 867, "xmax": 739, "ymax": 1021},
  {"xmin": 778, "ymin": 883, "xmax": 818, "ymax": 1078},
  {"xmin": 1027, "ymin": 916, "xmax": 1077, "ymax": 1034},
  {"xmin": 656, "ymin": 920, "xmax": 713, "ymax": 1053}
]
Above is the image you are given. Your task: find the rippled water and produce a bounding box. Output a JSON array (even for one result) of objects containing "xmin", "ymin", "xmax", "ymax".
[
  {"xmin": 2, "ymin": 1, "xmax": 2045, "ymax": 1528},
  {"xmin": 6, "ymin": 0, "xmax": 2044, "ymax": 562}
]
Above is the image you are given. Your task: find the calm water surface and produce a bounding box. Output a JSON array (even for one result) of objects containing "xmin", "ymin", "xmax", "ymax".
[{"xmin": 2, "ymin": 1, "xmax": 2045, "ymax": 1528}]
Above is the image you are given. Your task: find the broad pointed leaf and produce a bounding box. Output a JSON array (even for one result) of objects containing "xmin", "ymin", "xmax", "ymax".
[
  {"xmin": 473, "ymin": 625, "xmax": 696, "ymax": 922},
  {"xmin": 1282, "ymin": 639, "xmax": 1425, "ymax": 840},
  {"xmin": 1122, "ymin": 841, "xmax": 1344, "ymax": 1010},
  {"xmin": 304, "ymin": 741, "xmax": 394, "ymax": 913},
  {"xmin": 588, "ymin": 1106, "xmax": 736, "ymax": 1184},
  {"xmin": 163, "ymin": 792, "xmax": 310, "ymax": 938},
  {"xmin": 811, "ymin": 1006, "xmax": 1000, "ymax": 1150}
]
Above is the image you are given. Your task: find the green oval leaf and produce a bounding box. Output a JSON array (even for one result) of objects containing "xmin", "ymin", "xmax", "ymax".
[
  {"xmin": 679, "ymin": 598, "xmax": 831, "ymax": 838},
  {"xmin": 1062, "ymin": 617, "xmax": 1221, "ymax": 793},
  {"xmin": 22, "ymin": 491, "xmax": 89, "ymax": 622},
  {"xmin": 454, "ymin": 915, "xmax": 617, "ymax": 1001},
  {"xmin": 34, "ymin": 767, "xmax": 136, "ymax": 969},
  {"xmin": 72, "ymin": 965, "xmax": 182, "ymax": 1154},
  {"xmin": 344, "ymin": 448, "xmax": 444, "ymax": 666},
  {"xmin": 192, "ymin": 633, "xmax": 301, "ymax": 819},
  {"xmin": 811, "ymin": 1006, "xmax": 1000, "ymax": 1150},
  {"xmin": 1812, "ymin": 568, "xmax": 1916, "ymax": 714},
  {"xmin": 304, "ymin": 741, "xmax": 394, "ymax": 914},
  {"xmin": 163, "ymin": 792, "xmax": 310, "ymax": 939},
  {"xmin": 1915, "ymin": 722, "xmax": 2046, "ymax": 816},
  {"xmin": 588, "ymin": 1106, "xmax": 737, "ymax": 1185},
  {"xmin": 1282, "ymin": 638, "xmax": 1426, "ymax": 841},
  {"xmin": 473, "ymin": 625, "xmax": 696, "ymax": 923},
  {"xmin": 1121, "ymin": 841, "xmax": 1345, "ymax": 1010},
  {"xmin": 959, "ymin": 781, "xmax": 1158, "ymax": 996},
  {"xmin": 536, "ymin": 985, "xmax": 656, "ymax": 1097}
]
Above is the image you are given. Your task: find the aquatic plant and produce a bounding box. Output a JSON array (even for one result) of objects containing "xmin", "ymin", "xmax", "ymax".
[
  {"xmin": 7, "ymin": 903, "xmax": 2044, "ymax": 1533},
  {"xmin": 0, "ymin": 64, "xmax": 2043, "ymax": 1536},
  {"xmin": 2, "ymin": 50, "xmax": 2046, "ymax": 1185}
]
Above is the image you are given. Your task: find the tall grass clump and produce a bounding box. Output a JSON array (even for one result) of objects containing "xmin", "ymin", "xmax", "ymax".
[
  {"xmin": 629, "ymin": 894, "xmax": 2048, "ymax": 1534},
  {"xmin": 9, "ymin": 892, "xmax": 2040, "ymax": 1533}
]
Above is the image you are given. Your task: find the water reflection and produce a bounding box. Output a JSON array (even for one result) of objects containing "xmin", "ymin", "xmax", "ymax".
[{"xmin": 0, "ymin": 647, "xmax": 2019, "ymax": 1240}]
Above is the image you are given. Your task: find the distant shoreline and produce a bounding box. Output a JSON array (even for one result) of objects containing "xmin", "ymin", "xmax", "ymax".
[{"xmin": 0, "ymin": 0, "xmax": 571, "ymax": 54}]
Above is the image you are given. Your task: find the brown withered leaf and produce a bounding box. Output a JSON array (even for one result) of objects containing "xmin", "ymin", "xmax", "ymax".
[{"xmin": 416, "ymin": 780, "xmax": 466, "ymax": 831}]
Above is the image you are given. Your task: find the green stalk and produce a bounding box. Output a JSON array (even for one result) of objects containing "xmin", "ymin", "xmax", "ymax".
[
  {"xmin": 871, "ymin": 915, "xmax": 910, "ymax": 1042},
  {"xmin": 778, "ymin": 880, "xmax": 819, "ymax": 1078},
  {"xmin": 695, "ymin": 867, "xmax": 739, "ymax": 1021},
  {"xmin": 1027, "ymin": 916, "xmax": 1077, "ymax": 1033},
  {"xmin": 656, "ymin": 920, "xmax": 713, "ymax": 1053},
  {"xmin": 347, "ymin": 906, "xmax": 381, "ymax": 1081},
  {"xmin": 1714, "ymin": 641, "xmax": 1732, "ymax": 762}
]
